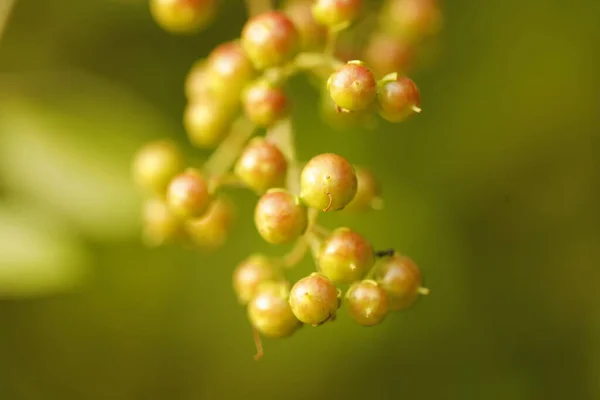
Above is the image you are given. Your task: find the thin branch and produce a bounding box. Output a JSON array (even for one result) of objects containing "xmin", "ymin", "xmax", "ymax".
[{"xmin": 203, "ymin": 116, "xmax": 256, "ymax": 178}]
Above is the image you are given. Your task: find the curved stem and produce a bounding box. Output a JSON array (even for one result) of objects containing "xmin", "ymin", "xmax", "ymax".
[
  {"xmin": 310, "ymin": 223, "xmax": 331, "ymax": 239},
  {"xmin": 203, "ymin": 116, "xmax": 256, "ymax": 178},
  {"xmin": 252, "ymin": 326, "xmax": 264, "ymax": 361}
]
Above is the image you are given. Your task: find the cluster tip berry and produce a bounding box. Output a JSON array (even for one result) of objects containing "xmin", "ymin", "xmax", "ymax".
[{"xmin": 137, "ymin": 0, "xmax": 443, "ymax": 360}]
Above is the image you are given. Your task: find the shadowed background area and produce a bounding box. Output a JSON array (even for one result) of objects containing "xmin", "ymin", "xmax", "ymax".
[{"xmin": 1, "ymin": 0, "xmax": 599, "ymax": 399}]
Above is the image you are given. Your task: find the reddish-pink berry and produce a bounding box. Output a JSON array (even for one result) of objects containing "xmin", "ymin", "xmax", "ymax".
[
  {"xmin": 327, "ymin": 61, "xmax": 377, "ymax": 111},
  {"xmin": 377, "ymin": 76, "xmax": 421, "ymax": 122},
  {"xmin": 205, "ymin": 41, "xmax": 256, "ymax": 104},
  {"xmin": 166, "ymin": 168, "xmax": 211, "ymax": 218},
  {"xmin": 234, "ymin": 137, "xmax": 288, "ymax": 194},
  {"xmin": 318, "ymin": 227, "xmax": 374, "ymax": 284},
  {"xmin": 381, "ymin": 0, "xmax": 443, "ymax": 41},
  {"xmin": 242, "ymin": 80, "xmax": 290, "ymax": 127},
  {"xmin": 254, "ymin": 189, "xmax": 308, "ymax": 244},
  {"xmin": 241, "ymin": 11, "xmax": 299, "ymax": 70},
  {"xmin": 283, "ymin": 0, "xmax": 327, "ymax": 51},
  {"xmin": 364, "ymin": 32, "xmax": 415, "ymax": 77},
  {"xmin": 300, "ymin": 153, "xmax": 357, "ymax": 211},
  {"xmin": 312, "ymin": 0, "xmax": 362, "ymax": 27},
  {"xmin": 345, "ymin": 280, "xmax": 390, "ymax": 326},
  {"xmin": 374, "ymin": 254, "xmax": 425, "ymax": 310},
  {"xmin": 248, "ymin": 281, "xmax": 301, "ymax": 338},
  {"xmin": 288, "ymin": 273, "xmax": 340, "ymax": 325}
]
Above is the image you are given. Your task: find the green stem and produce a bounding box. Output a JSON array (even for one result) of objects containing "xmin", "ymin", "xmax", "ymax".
[
  {"xmin": 265, "ymin": 118, "xmax": 301, "ymax": 195},
  {"xmin": 203, "ymin": 116, "xmax": 256, "ymax": 179}
]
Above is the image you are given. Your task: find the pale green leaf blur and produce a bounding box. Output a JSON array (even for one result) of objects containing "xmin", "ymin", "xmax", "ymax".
[{"xmin": 0, "ymin": 0, "xmax": 599, "ymax": 399}]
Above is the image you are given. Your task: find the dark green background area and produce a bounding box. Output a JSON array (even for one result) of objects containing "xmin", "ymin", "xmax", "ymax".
[{"xmin": 1, "ymin": 0, "xmax": 599, "ymax": 399}]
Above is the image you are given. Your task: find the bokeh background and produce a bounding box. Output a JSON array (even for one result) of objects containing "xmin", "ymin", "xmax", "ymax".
[{"xmin": 1, "ymin": 0, "xmax": 599, "ymax": 399}]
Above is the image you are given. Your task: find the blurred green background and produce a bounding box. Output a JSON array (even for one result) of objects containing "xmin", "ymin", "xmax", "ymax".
[{"xmin": 1, "ymin": 0, "xmax": 599, "ymax": 399}]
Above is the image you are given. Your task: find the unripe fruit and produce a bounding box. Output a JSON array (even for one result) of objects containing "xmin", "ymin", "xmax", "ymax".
[
  {"xmin": 381, "ymin": 0, "xmax": 443, "ymax": 42},
  {"xmin": 242, "ymin": 80, "xmax": 290, "ymax": 127},
  {"xmin": 344, "ymin": 167, "xmax": 380, "ymax": 212},
  {"xmin": 233, "ymin": 254, "xmax": 278, "ymax": 304},
  {"xmin": 205, "ymin": 41, "xmax": 256, "ymax": 104},
  {"xmin": 185, "ymin": 60, "xmax": 212, "ymax": 100},
  {"xmin": 283, "ymin": 0, "xmax": 327, "ymax": 51},
  {"xmin": 241, "ymin": 11, "xmax": 299, "ymax": 70},
  {"xmin": 300, "ymin": 153, "xmax": 357, "ymax": 211},
  {"xmin": 166, "ymin": 168, "xmax": 211, "ymax": 218},
  {"xmin": 141, "ymin": 197, "xmax": 183, "ymax": 246},
  {"xmin": 345, "ymin": 280, "xmax": 389, "ymax": 326},
  {"xmin": 150, "ymin": 0, "xmax": 218, "ymax": 35},
  {"xmin": 254, "ymin": 189, "xmax": 308, "ymax": 244},
  {"xmin": 320, "ymin": 89, "xmax": 372, "ymax": 129},
  {"xmin": 377, "ymin": 76, "xmax": 421, "ymax": 122},
  {"xmin": 248, "ymin": 281, "xmax": 301, "ymax": 338},
  {"xmin": 374, "ymin": 254, "xmax": 424, "ymax": 310},
  {"xmin": 289, "ymin": 273, "xmax": 340, "ymax": 325},
  {"xmin": 364, "ymin": 32, "xmax": 415, "ymax": 77},
  {"xmin": 132, "ymin": 139, "xmax": 183, "ymax": 196},
  {"xmin": 184, "ymin": 99, "xmax": 235, "ymax": 148},
  {"xmin": 312, "ymin": 0, "xmax": 362, "ymax": 28},
  {"xmin": 185, "ymin": 195, "xmax": 235, "ymax": 250},
  {"xmin": 327, "ymin": 61, "xmax": 377, "ymax": 111},
  {"xmin": 318, "ymin": 227, "xmax": 374, "ymax": 283},
  {"xmin": 234, "ymin": 137, "xmax": 288, "ymax": 194}
]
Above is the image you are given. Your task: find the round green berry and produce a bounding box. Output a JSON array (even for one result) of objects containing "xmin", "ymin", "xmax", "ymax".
[
  {"xmin": 318, "ymin": 227, "xmax": 374, "ymax": 283},
  {"xmin": 289, "ymin": 273, "xmax": 340, "ymax": 326},
  {"xmin": 166, "ymin": 168, "xmax": 211, "ymax": 218},
  {"xmin": 248, "ymin": 281, "xmax": 301, "ymax": 338},
  {"xmin": 185, "ymin": 59, "xmax": 212, "ymax": 101},
  {"xmin": 345, "ymin": 280, "xmax": 389, "ymax": 326},
  {"xmin": 364, "ymin": 32, "xmax": 415, "ymax": 77},
  {"xmin": 374, "ymin": 254, "xmax": 424, "ymax": 310},
  {"xmin": 254, "ymin": 189, "xmax": 308, "ymax": 244},
  {"xmin": 319, "ymin": 88, "xmax": 372, "ymax": 129},
  {"xmin": 312, "ymin": 0, "xmax": 362, "ymax": 28},
  {"xmin": 233, "ymin": 254, "xmax": 277, "ymax": 304},
  {"xmin": 234, "ymin": 137, "xmax": 288, "ymax": 194},
  {"xmin": 185, "ymin": 195, "xmax": 235, "ymax": 250},
  {"xmin": 205, "ymin": 41, "xmax": 256, "ymax": 105},
  {"xmin": 344, "ymin": 167, "xmax": 381, "ymax": 212},
  {"xmin": 141, "ymin": 197, "xmax": 184, "ymax": 246},
  {"xmin": 300, "ymin": 153, "xmax": 357, "ymax": 211},
  {"xmin": 242, "ymin": 80, "xmax": 290, "ymax": 127},
  {"xmin": 241, "ymin": 11, "xmax": 299, "ymax": 70},
  {"xmin": 283, "ymin": 0, "xmax": 327, "ymax": 51},
  {"xmin": 150, "ymin": 0, "xmax": 218, "ymax": 35},
  {"xmin": 377, "ymin": 76, "xmax": 421, "ymax": 122},
  {"xmin": 184, "ymin": 98, "xmax": 235, "ymax": 148},
  {"xmin": 132, "ymin": 139, "xmax": 183, "ymax": 196},
  {"xmin": 327, "ymin": 61, "xmax": 377, "ymax": 111}
]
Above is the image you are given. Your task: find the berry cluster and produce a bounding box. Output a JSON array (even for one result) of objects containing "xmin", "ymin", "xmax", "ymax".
[{"xmin": 135, "ymin": 0, "xmax": 442, "ymax": 359}]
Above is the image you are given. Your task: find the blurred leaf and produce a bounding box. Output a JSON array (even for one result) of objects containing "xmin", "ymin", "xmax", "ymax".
[
  {"xmin": 0, "ymin": 199, "xmax": 90, "ymax": 298},
  {"xmin": 0, "ymin": 70, "xmax": 177, "ymax": 241}
]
